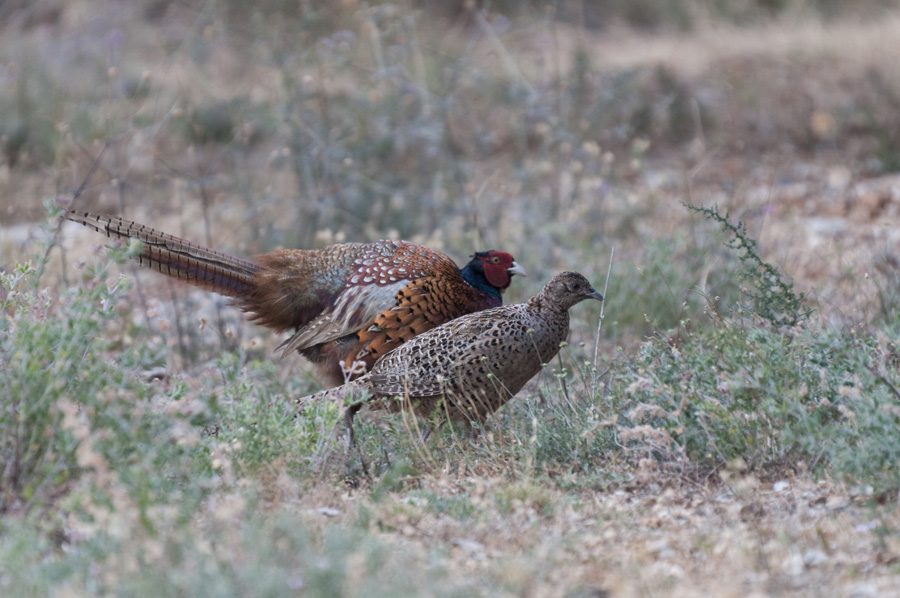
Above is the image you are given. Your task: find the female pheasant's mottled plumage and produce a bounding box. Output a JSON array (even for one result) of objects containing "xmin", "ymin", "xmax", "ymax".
[
  {"xmin": 298, "ymin": 272, "xmax": 603, "ymax": 434},
  {"xmin": 66, "ymin": 211, "xmax": 525, "ymax": 386}
]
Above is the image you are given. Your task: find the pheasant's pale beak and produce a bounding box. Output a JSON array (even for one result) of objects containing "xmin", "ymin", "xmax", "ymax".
[
  {"xmin": 585, "ymin": 288, "xmax": 603, "ymax": 302},
  {"xmin": 507, "ymin": 261, "xmax": 527, "ymax": 277}
]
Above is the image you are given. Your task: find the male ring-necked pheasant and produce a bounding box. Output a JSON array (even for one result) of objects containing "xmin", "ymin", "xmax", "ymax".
[
  {"xmin": 297, "ymin": 271, "xmax": 602, "ymax": 441},
  {"xmin": 66, "ymin": 211, "xmax": 526, "ymax": 386}
]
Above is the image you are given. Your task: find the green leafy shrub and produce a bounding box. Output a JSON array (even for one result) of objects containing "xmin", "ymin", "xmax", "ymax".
[
  {"xmin": 611, "ymin": 314, "xmax": 900, "ymax": 491},
  {"xmin": 0, "ymin": 228, "xmax": 217, "ymax": 518},
  {"xmin": 685, "ymin": 202, "xmax": 811, "ymax": 327}
]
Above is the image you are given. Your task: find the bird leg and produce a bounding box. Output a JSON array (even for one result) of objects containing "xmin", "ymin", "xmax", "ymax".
[
  {"xmin": 419, "ymin": 424, "xmax": 432, "ymax": 444},
  {"xmin": 463, "ymin": 419, "xmax": 480, "ymax": 441},
  {"xmin": 341, "ymin": 402, "xmax": 370, "ymax": 478},
  {"xmin": 343, "ymin": 402, "xmax": 362, "ymax": 450}
]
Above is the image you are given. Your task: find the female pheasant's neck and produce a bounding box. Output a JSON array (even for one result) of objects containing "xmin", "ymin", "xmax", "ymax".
[
  {"xmin": 530, "ymin": 292, "xmax": 572, "ymax": 314},
  {"xmin": 461, "ymin": 265, "xmax": 503, "ymax": 300},
  {"xmin": 529, "ymin": 293, "xmax": 551, "ymax": 312}
]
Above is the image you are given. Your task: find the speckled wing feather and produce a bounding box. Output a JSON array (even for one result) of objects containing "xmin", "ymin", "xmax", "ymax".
[
  {"xmin": 353, "ymin": 261, "xmax": 502, "ymax": 362},
  {"xmin": 272, "ymin": 241, "xmax": 472, "ymax": 355}
]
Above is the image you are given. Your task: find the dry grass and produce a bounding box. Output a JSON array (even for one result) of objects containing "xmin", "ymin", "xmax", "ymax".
[{"xmin": 160, "ymin": 468, "xmax": 900, "ymax": 598}]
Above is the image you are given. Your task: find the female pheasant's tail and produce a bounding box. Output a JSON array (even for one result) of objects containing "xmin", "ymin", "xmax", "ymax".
[
  {"xmin": 296, "ymin": 377, "xmax": 375, "ymax": 448},
  {"xmin": 295, "ymin": 377, "xmax": 373, "ymax": 411},
  {"xmin": 66, "ymin": 211, "xmax": 259, "ymax": 299}
]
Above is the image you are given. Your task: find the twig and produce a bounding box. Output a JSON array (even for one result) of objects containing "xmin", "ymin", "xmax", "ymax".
[
  {"xmin": 39, "ymin": 142, "xmax": 110, "ymax": 287},
  {"xmin": 115, "ymin": 171, "xmax": 157, "ymax": 341},
  {"xmin": 866, "ymin": 364, "xmax": 900, "ymax": 402},
  {"xmin": 593, "ymin": 246, "xmax": 615, "ymax": 368},
  {"xmin": 474, "ymin": 10, "xmax": 534, "ymax": 95}
]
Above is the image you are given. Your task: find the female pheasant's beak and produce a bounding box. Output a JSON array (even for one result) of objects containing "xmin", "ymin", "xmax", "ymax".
[
  {"xmin": 585, "ymin": 287, "xmax": 603, "ymax": 301},
  {"xmin": 507, "ymin": 261, "xmax": 527, "ymax": 277}
]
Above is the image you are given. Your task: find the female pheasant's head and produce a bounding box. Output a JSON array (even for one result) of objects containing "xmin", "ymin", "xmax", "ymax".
[
  {"xmin": 542, "ymin": 271, "xmax": 603, "ymax": 310},
  {"xmin": 463, "ymin": 250, "xmax": 526, "ymax": 295}
]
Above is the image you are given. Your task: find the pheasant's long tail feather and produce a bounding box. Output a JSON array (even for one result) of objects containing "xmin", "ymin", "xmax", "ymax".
[{"xmin": 67, "ymin": 211, "xmax": 259, "ymax": 298}]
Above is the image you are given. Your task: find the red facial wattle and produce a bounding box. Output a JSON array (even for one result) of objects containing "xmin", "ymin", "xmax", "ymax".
[{"xmin": 483, "ymin": 252, "xmax": 514, "ymax": 289}]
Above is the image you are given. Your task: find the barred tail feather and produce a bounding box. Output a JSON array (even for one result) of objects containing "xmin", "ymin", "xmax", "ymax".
[{"xmin": 67, "ymin": 211, "xmax": 259, "ymax": 299}]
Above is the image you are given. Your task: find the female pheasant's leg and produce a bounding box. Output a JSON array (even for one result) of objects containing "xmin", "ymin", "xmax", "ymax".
[
  {"xmin": 419, "ymin": 425, "xmax": 432, "ymax": 444},
  {"xmin": 343, "ymin": 402, "xmax": 363, "ymax": 450},
  {"xmin": 342, "ymin": 402, "xmax": 371, "ymax": 478}
]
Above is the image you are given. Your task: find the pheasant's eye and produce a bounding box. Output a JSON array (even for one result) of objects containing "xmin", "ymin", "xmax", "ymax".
[{"xmin": 491, "ymin": 256, "xmax": 501, "ymax": 264}]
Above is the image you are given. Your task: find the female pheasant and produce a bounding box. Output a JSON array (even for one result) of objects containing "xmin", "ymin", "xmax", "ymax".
[
  {"xmin": 66, "ymin": 211, "xmax": 525, "ymax": 386},
  {"xmin": 297, "ymin": 271, "xmax": 602, "ymax": 441}
]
